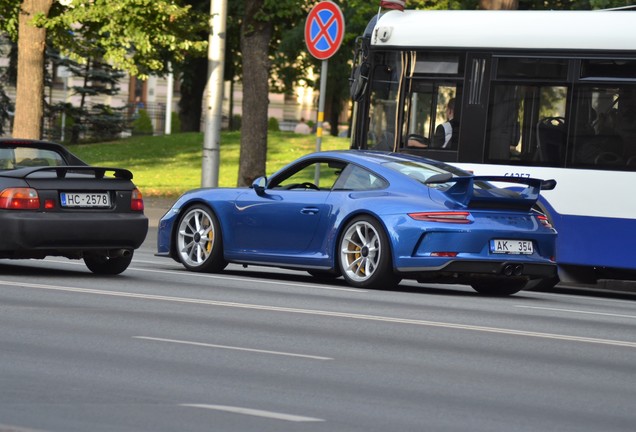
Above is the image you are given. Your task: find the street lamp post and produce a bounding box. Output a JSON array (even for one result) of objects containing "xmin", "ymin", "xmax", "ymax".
[{"xmin": 201, "ymin": 0, "xmax": 228, "ymax": 188}]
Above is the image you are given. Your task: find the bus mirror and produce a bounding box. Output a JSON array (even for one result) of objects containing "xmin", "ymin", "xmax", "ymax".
[{"xmin": 350, "ymin": 62, "xmax": 369, "ymax": 101}]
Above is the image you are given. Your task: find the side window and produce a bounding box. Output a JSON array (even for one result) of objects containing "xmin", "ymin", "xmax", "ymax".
[
  {"xmin": 334, "ymin": 165, "xmax": 387, "ymax": 191},
  {"xmin": 403, "ymin": 82, "xmax": 460, "ymax": 150},
  {"xmin": 486, "ymin": 84, "xmax": 567, "ymax": 166},
  {"xmin": 270, "ymin": 160, "xmax": 346, "ymax": 190},
  {"xmin": 571, "ymin": 85, "xmax": 636, "ymax": 168},
  {"xmin": 367, "ymin": 52, "xmax": 401, "ymax": 151}
]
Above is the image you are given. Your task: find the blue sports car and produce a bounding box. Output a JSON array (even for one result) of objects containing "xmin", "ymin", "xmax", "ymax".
[{"xmin": 157, "ymin": 151, "xmax": 557, "ymax": 296}]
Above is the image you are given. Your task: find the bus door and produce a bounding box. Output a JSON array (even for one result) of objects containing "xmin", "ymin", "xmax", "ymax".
[{"xmin": 399, "ymin": 52, "xmax": 464, "ymax": 162}]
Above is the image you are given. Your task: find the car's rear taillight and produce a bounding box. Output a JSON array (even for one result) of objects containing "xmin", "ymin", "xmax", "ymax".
[
  {"xmin": 537, "ymin": 214, "xmax": 553, "ymax": 229},
  {"xmin": 408, "ymin": 211, "xmax": 472, "ymax": 224},
  {"xmin": 131, "ymin": 188, "xmax": 144, "ymax": 211},
  {"xmin": 0, "ymin": 188, "xmax": 40, "ymax": 210}
]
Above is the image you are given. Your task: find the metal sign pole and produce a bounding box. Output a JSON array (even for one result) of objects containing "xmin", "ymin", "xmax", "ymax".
[{"xmin": 314, "ymin": 59, "xmax": 328, "ymax": 185}]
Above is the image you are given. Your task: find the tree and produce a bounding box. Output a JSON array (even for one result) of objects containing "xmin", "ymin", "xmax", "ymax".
[
  {"xmin": 47, "ymin": 51, "xmax": 127, "ymax": 143},
  {"xmin": 13, "ymin": 0, "xmax": 53, "ymax": 139},
  {"xmin": 0, "ymin": 0, "xmax": 208, "ymax": 139},
  {"xmin": 236, "ymin": 0, "xmax": 311, "ymax": 186}
]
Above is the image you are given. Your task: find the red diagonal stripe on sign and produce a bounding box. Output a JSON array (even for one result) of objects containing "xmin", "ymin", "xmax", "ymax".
[{"xmin": 310, "ymin": 12, "xmax": 338, "ymax": 46}]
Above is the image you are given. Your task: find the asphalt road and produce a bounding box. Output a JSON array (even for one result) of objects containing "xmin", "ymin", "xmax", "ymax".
[{"xmin": 1, "ymin": 229, "xmax": 636, "ymax": 432}]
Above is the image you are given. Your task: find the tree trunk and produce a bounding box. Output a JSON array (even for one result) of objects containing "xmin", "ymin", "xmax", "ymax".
[
  {"xmin": 12, "ymin": 0, "xmax": 53, "ymax": 139},
  {"xmin": 237, "ymin": 0, "xmax": 271, "ymax": 187}
]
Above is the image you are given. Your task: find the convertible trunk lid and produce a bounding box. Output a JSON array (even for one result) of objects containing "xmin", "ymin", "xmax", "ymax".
[{"xmin": 1, "ymin": 166, "xmax": 139, "ymax": 212}]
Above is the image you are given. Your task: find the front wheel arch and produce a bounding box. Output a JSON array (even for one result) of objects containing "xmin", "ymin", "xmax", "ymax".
[
  {"xmin": 174, "ymin": 203, "xmax": 227, "ymax": 273},
  {"xmin": 336, "ymin": 214, "xmax": 400, "ymax": 289}
]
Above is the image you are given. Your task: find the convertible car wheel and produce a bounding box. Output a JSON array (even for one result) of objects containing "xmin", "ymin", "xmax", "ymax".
[
  {"xmin": 471, "ymin": 279, "xmax": 527, "ymax": 296},
  {"xmin": 338, "ymin": 216, "xmax": 399, "ymax": 289},
  {"xmin": 84, "ymin": 253, "xmax": 133, "ymax": 275},
  {"xmin": 176, "ymin": 204, "xmax": 227, "ymax": 272}
]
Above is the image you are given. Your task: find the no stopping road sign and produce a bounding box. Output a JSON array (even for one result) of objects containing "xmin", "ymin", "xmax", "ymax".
[{"xmin": 305, "ymin": 1, "xmax": 345, "ymax": 60}]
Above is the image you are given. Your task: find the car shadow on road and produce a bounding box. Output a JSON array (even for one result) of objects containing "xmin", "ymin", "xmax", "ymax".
[{"xmin": 220, "ymin": 267, "xmax": 481, "ymax": 298}]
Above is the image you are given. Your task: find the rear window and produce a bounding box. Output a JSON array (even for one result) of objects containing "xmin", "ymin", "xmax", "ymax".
[
  {"xmin": 0, "ymin": 147, "xmax": 66, "ymax": 170},
  {"xmin": 384, "ymin": 160, "xmax": 453, "ymax": 185},
  {"xmin": 383, "ymin": 159, "xmax": 492, "ymax": 191}
]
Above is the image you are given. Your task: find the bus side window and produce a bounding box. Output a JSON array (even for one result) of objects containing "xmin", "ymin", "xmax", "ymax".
[
  {"xmin": 404, "ymin": 83, "xmax": 459, "ymax": 150},
  {"xmin": 486, "ymin": 84, "xmax": 567, "ymax": 165},
  {"xmin": 572, "ymin": 85, "xmax": 636, "ymax": 167}
]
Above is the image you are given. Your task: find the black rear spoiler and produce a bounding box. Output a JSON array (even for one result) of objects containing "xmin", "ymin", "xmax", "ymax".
[
  {"xmin": 0, "ymin": 166, "xmax": 133, "ymax": 181},
  {"xmin": 426, "ymin": 174, "xmax": 556, "ymax": 210}
]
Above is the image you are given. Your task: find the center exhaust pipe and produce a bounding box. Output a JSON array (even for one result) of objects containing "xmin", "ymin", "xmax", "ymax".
[{"xmin": 502, "ymin": 263, "xmax": 524, "ymax": 276}]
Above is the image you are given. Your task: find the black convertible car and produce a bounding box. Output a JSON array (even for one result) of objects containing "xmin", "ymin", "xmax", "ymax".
[{"xmin": 0, "ymin": 138, "xmax": 148, "ymax": 274}]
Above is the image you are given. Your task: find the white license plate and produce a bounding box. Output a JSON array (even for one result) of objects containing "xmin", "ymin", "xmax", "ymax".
[
  {"xmin": 60, "ymin": 192, "xmax": 111, "ymax": 208},
  {"xmin": 490, "ymin": 239, "xmax": 533, "ymax": 255}
]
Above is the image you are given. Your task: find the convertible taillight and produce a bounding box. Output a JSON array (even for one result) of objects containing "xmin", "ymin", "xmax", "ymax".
[
  {"xmin": 131, "ymin": 188, "xmax": 144, "ymax": 211},
  {"xmin": 408, "ymin": 211, "xmax": 472, "ymax": 224},
  {"xmin": 0, "ymin": 188, "xmax": 40, "ymax": 210}
]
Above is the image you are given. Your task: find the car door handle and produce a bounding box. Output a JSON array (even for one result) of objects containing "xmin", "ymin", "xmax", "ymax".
[{"xmin": 300, "ymin": 207, "xmax": 320, "ymax": 215}]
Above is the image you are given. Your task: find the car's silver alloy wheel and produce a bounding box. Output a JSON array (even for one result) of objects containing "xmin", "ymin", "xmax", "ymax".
[
  {"xmin": 177, "ymin": 207, "xmax": 215, "ymax": 267},
  {"xmin": 340, "ymin": 220, "xmax": 381, "ymax": 282}
]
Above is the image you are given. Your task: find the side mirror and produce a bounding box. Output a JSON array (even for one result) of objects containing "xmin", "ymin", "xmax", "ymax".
[{"xmin": 251, "ymin": 176, "xmax": 267, "ymax": 195}]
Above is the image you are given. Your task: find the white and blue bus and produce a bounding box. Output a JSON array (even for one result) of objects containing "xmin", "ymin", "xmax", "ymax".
[{"xmin": 349, "ymin": 8, "xmax": 636, "ymax": 287}]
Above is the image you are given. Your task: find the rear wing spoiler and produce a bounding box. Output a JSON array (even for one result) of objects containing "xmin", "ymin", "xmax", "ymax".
[
  {"xmin": 0, "ymin": 166, "xmax": 134, "ymax": 181},
  {"xmin": 425, "ymin": 174, "xmax": 556, "ymax": 210}
]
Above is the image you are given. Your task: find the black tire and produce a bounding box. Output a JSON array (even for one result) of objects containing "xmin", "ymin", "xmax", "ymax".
[
  {"xmin": 471, "ymin": 279, "xmax": 527, "ymax": 296},
  {"xmin": 337, "ymin": 215, "xmax": 399, "ymax": 289},
  {"xmin": 175, "ymin": 204, "xmax": 227, "ymax": 273},
  {"xmin": 84, "ymin": 252, "xmax": 133, "ymax": 275}
]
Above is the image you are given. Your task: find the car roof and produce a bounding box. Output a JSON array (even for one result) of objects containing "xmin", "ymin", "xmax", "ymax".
[
  {"xmin": 301, "ymin": 150, "xmax": 470, "ymax": 175},
  {"xmin": 0, "ymin": 138, "xmax": 87, "ymax": 165},
  {"xmin": 0, "ymin": 138, "xmax": 66, "ymax": 150}
]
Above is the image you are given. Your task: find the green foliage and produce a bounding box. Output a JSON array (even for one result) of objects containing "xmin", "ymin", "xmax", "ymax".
[
  {"xmin": 30, "ymin": 0, "xmax": 209, "ymax": 78},
  {"xmin": 87, "ymin": 104, "xmax": 127, "ymax": 142},
  {"xmin": 170, "ymin": 111, "xmax": 181, "ymax": 133},
  {"xmin": 268, "ymin": 116, "xmax": 280, "ymax": 132},
  {"xmin": 69, "ymin": 131, "xmax": 350, "ymax": 195},
  {"xmin": 45, "ymin": 50, "xmax": 127, "ymax": 143},
  {"xmin": 0, "ymin": 1, "xmax": 20, "ymax": 40},
  {"xmin": 132, "ymin": 109, "xmax": 153, "ymax": 135}
]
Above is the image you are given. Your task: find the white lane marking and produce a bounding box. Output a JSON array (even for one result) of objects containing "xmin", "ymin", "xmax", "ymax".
[
  {"xmin": 2, "ymin": 279, "xmax": 636, "ymax": 349},
  {"xmin": 515, "ymin": 305, "xmax": 636, "ymax": 320},
  {"xmin": 41, "ymin": 259, "xmax": 366, "ymax": 293},
  {"xmin": 180, "ymin": 404, "xmax": 324, "ymax": 422},
  {"xmin": 133, "ymin": 336, "xmax": 333, "ymax": 361}
]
